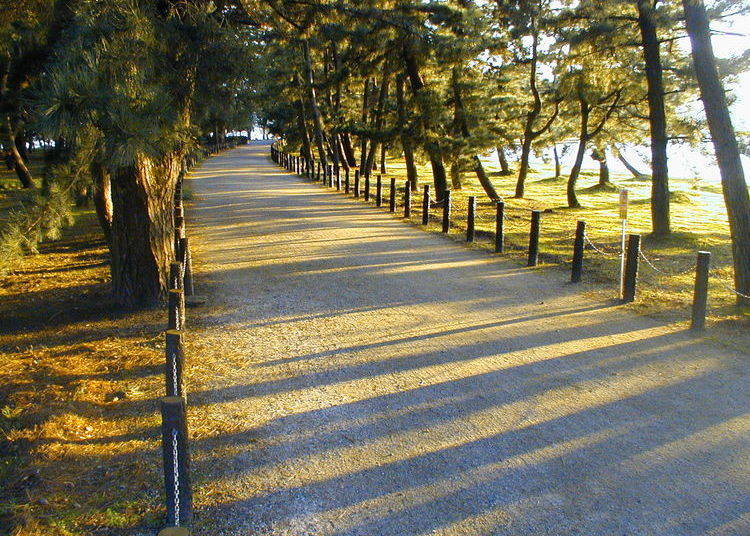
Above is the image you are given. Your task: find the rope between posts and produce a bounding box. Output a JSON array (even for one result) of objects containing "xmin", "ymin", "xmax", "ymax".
[
  {"xmin": 171, "ymin": 351, "xmax": 179, "ymax": 396},
  {"xmin": 172, "ymin": 428, "xmax": 180, "ymax": 526},
  {"xmin": 583, "ymin": 232, "xmax": 620, "ymax": 258},
  {"xmin": 638, "ymin": 250, "xmax": 695, "ymax": 276},
  {"xmin": 709, "ymin": 260, "xmax": 750, "ymax": 299}
]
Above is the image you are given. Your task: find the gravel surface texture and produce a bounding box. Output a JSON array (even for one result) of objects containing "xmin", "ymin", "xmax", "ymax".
[{"xmin": 182, "ymin": 141, "xmax": 749, "ymax": 536}]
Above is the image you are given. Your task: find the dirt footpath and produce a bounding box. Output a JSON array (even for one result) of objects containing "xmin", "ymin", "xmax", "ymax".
[{"xmin": 181, "ymin": 141, "xmax": 749, "ymax": 536}]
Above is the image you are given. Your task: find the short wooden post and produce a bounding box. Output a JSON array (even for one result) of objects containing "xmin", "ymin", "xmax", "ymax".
[
  {"xmin": 442, "ymin": 190, "xmax": 451, "ymax": 233},
  {"xmin": 404, "ymin": 185, "xmax": 412, "ymax": 217},
  {"xmin": 422, "ymin": 185, "xmax": 430, "ymax": 225},
  {"xmin": 495, "ymin": 201, "xmax": 504, "ymax": 253},
  {"xmin": 389, "ymin": 178, "xmax": 396, "ymax": 213},
  {"xmin": 375, "ymin": 175, "xmax": 383, "ymax": 207},
  {"xmin": 354, "ymin": 169, "xmax": 360, "ymax": 198},
  {"xmin": 467, "ymin": 196, "xmax": 476, "ymax": 242},
  {"xmin": 160, "ymin": 396, "xmax": 193, "ymax": 528},
  {"xmin": 621, "ymin": 234, "xmax": 641, "ymax": 303},
  {"xmin": 165, "ymin": 330, "xmax": 185, "ymax": 397},
  {"xmin": 571, "ymin": 220, "xmax": 586, "ymax": 283},
  {"xmin": 691, "ymin": 251, "xmax": 711, "ymax": 330},
  {"xmin": 170, "ymin": 262, "xmax": 183, "ymax": 291},
  {"xmin": 168, "ymin": 289, "xmax": 185, "ymax": 331},
  {"xmin": 528, "ymin": 210, "xmax": 541, "ymax": 267},
  {"xmin": 364, "ymin": 173, "xmax": 370, "ymax": 201},
  {"xmin": 180, "ymin": 237, "xmax": 194, "ymax": 296}
]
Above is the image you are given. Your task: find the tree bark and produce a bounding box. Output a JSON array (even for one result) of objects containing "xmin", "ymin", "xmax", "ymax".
[
  {"xmin": 366, "ymin": 68, "xmax": 390, "ymax": 174},
  {"xmin": 496, "ymin": 146, "xmax": 511, "ymax": 175},
  {"xmin": 396, "ymin": 74, "xmax": 419, "ymax": 192},
  {"xmin": 92, "ymin": 161, "xmax": 113, "ymax": 244},
  {"xmin": 380, "ymin": 144, "xmax": 387, "ymax": 173},
  {"xmin": 567, "ymin": 100, "xmax": 590, "ymax": 208},
  {"xmin": 301, "ymin": 39, "xmax": 328, "ymax": 166},
  {"xmin": 637, "ymin": 0, "xmax": 671, "ymax": 236},
  {"xmin": 450, "ymin": 161, "xmax": 462, "ymax": 189},
  {"xmin": 4, "ymin": 119, "xmax": 33, "ymax": 188},
  {"xmin": 683, "ymin": 0, "xmax": 750, "ymax": 304},
  {"xmin": 592, "ymin": 147, "xmax": 610, "ymax": 185},
  {"xmin": 359, "ymin": 78, "xmax": 370, "ymax": 171},
  {"xmin": 110, "ymin": 154, "xmax": 181, "ymax": 307},
  {"xmin": 341, "ymin": 133, "xmax": 357, "ymax": 166},
  {"xmin": 553, "ymin": 145, "xmax": 561, "ymax": 179}
]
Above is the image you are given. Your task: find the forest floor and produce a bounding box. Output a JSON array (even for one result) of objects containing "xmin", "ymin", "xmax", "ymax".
[{"xmin": 0, "ymin": 142, "xmax": 747, "ymax": 535}]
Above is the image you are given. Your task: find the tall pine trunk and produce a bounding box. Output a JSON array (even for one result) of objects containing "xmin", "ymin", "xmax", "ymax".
[
  {"xmin": 396, "ymin": 74, "xmax": 418, "ymax": 192},
  {"xmin": 301, "ymin": 40, "xmax": 328, "ymax": 166},
  {"xmin": 359, "ymin": 79, "xmax": 370, "ymax": 171},
  {"xmin": 403, "ymin": 41, "xmax": 448, "ymax": 202},
  {"xmin": 516, "ymin": 136, "xmax": 533, "ymax": 197},
  {"xmin": 567, "ymin": 99, "xmax": 590, "ymax": 208},
  {"xmin": 683, "ymin": 0, "xmax": 750, "ymax": 305},
  {"xmin": 637, "ymin": 0, "xmax": 671, "ymax": 236},
  {"xmin": 110, "ymin": 153, "xmax": 181, "ymax": 307},
  {"xmin": 553, "ymin": 145, "xmax": 561, "ymax": 179}
]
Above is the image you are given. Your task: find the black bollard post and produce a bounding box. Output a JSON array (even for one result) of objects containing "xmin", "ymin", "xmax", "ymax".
[
  {"xmin": 528, "ymin": 210, "xmax": 541, "ymax": 267},
  {"xmin": 160, "ymin": 397, "xmax": 193, "ymax": 528},
  {"xmin": 354, "ymin": 169, "xmax": 360, "ymax": 198},
  {"xmin": 422, "ymin": 185, "xmax": 430, "ymax": 225},
  {"xmin": 165, "ymin": 330, "xmax": 185, "ymax": 397},
  {"xmin": 376, "ymin": 175, "xmax": 382, "ymax": 207},
  {"xmin": 389, "ymin": 177, "xmax": 396, "ymax": 213},
  {"xmin": 691, "ymin": 251, "xmax": 711, "ymax": 330},
  {"xmin": 621, "ymin": 234, "xmax": 641, "ymax": 303},
  {"xmin": 571, "ymin": 220, "xmax": 586, "ymax": 283},
  {"xmin": 168, "ymin": 289, "xmax": 185, "ymax": 331},
  {"xmin": 467, "ymin": 196, "xmax": 476, "ymax": 242},
  {"xmin": 404, "ymin": 185, "xmax": 412, "ymax": 217},
  {"xmin": 364, "ymin": 173, "xmax": 370, "ymax": 201},
  {"xmin": 442, "ymin": 190, "xmax": 452, "ymax": 233},
  {"xmin": 495, "ymin": 201, "xmax": 504, "ymax": 253}
]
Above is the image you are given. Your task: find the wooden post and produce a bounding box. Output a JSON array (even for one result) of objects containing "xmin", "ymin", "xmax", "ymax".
[
  {"xmin": 344, "ymin": 168, "xmax": 350, "ymax": 194},
  {"xmin": 422, "ymin": 185, "xmax": 430, "ymax": 225},
  {"xmin": 621, "ymin": 234, "xmax": 641, "ymax": 303},
  {"xmin": 495, "ymin": 201, "xmax": 504, "ymax": 253},
  {"xmin": 691, "ymin": 251, "xmax": 711, "ymax": 330},
  {"xmin": 442, "ymin": 190, "xmax": 451, "ymax": 233},
  {"xmin": 376, "ymin": 175, "xmax": 382, "ymax": 207},
  {"xmin": 528, "ymin": 210, "xmax": 541, "ymax": 267},
  {"xmin": 168, "ymin": 289, "xmax": 185, "ymax": 331},
  {"xmin": 571, "ymin": 220, "xmax": 586, "ymax": 283},
  {"xmin": 467, "ymin": 196, "xmax": 476, "ymax": 242},
  {"xmin": 160, "ymin": 397, "xmax": 193, "ymax": 528},
  {"xmin": 404, "ymin": 185, "xmax": 412, "ymax": 217},
  {"xmin": 364, "ymin": 173, "xmax": 370, "ymax": 201},
  {"xmin": 165, "ymin": 330, "xmax": 185, "ymax": 397},
  {"xmin": 180, "ymin": 237, "xmax": 194, "ymax": 297},
  {"xmin": 389, "ymin": 177, "xmax": 396, "ymax": 213},
  {"xmin": 354, "ymin": 169, "xmax": 360, "ymax": 198}
]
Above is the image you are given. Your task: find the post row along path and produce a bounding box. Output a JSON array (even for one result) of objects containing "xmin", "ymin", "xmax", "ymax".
[{"xmin": 181, "ymin": 141, "xmax": 748, "ymax": 536}]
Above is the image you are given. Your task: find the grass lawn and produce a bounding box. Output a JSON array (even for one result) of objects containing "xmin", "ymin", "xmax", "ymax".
[{"xmin": 350, "ymin": 151, "xmax": 748, "ymax": 341}]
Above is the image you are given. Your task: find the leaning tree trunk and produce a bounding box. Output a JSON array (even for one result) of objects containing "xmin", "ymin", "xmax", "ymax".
[
  {"xmin": 359, "ymin": 79, "xmax": 370, "ymax": 171},
  {"xmin": 4, "ymin": 119, "xmax": 33, "ymax": 188},
  {"xmin": 366, "ymin": 69, "xmax": 390, "ymax": 174},
  {"xmin": 591, "ymin": 148, "xmax": 610, "ymax": 186},
  {"xmin": 92, "ymin": 161, "xmax": 113, "ymax": 244},
  {"xmin": 380, "ymin": 144, "xmax": 387, "ymax": 173},
  {"xmin": 516, "ymin": 135, "xmax": 533, "ymax": 198},
  {"xmin": 450, "ymin": 161, "xmax": 462, "ymax": 189},
  {"xmin": 567, "ymin": 101, "xmax": 590, "ymax": 208},
  {"xmin": 553, "ymin": 145, "xmax": 561, "ymax": 179},
  {"xmin": 496, "ymin": 146, "xmax": 511, "ymax": 175},
  {"xmin": 109, "ymin": 153, "xmax": 181, "ymax": 307},
  {"xmin": 615, "ymin": 146, "xmax": 648, "ymax": 179},
  {"xmin": 683, "ymin": 0, "xmax": 750, "ymax": 305},
  {"xmin": 637, "ymin": 0, "xmax": 671, "ymax": 236},
  {"xmin": 341, "ymin": 133, "xmax": 357, "ymax": 166}
]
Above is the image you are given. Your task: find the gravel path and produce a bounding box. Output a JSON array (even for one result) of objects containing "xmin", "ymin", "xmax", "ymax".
[{"xmin": 183, "ymin": 141, "xmax": 749, "ymax": 536}]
